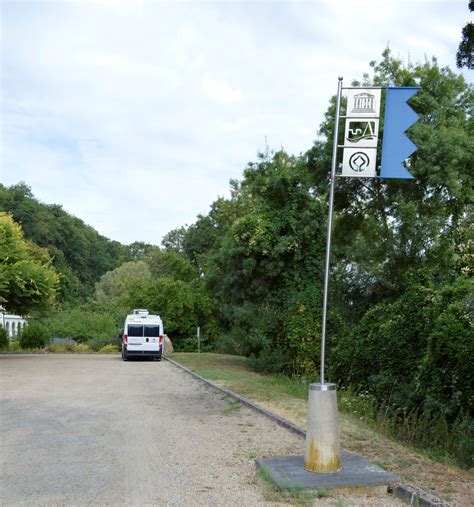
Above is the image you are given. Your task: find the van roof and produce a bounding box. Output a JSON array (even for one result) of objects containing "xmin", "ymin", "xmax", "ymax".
[
  {"xmin": 125, "ymin": 313, "xmax": 161, "ymax": 323},
  {"xmin": 133, "ymin": 309, "xmax": 149, "ymax": 315}
]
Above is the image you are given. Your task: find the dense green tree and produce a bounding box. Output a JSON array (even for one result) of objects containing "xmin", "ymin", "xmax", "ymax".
[
  {"xmin": 124, "ymin": 275, "xmax": 216, "ymax": 350},
  {"xmin": 147, "ymin": 249, "xmax": 198, "ymax": 282},
  {"xmin": 456, "ymin": 1, "xmax": 474, "ymax": 69},
  {"xmin": 123, "ymin": 241, "xmax": 158, "ymax": 262},
  {"xmin": 95, "ymin": 260, "xmax": 151, "ymax": 304},
  {"xmin": 200, "ymin": 151, "xmax": 326, "ymax": 372},
  {"xmin": 0, "ymin": 212, "xmax": 59, "ymax": 314},
  {"xmin": 161, "ymin": 227, "xmax": 187, "ymax": 253}
]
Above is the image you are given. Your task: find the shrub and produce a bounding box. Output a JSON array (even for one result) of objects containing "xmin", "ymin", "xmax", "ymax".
[
  {"xmin": 44, "ymin": 308, "xmax": 117, "ymax": 343},
  {"xmin": 74, "ymin": 343, "xmax": 91, "ymax": 353},
  {"xmin": 87, "ymin": 336, "xmax": 119, "ymax": 351},
  {"xmin": 0, "ymin": 327, "xmax": 9, "ymax": 349},
  {"xmin": 453, "ymin": 417, "xmax": 474, "ymax": 470},
  {"xmin": 48, "ymin": 343, "xmax": 73, "ymax": 353},
  {"xmin": 49, "ymin": 337, "xmax": 77, "ymax": 346},
  {"xmin": 19, "ymin": 322, "xmax": 49, "ymax": 349},
  {"xmin": 98, "ymin": 344, "xmax": 119, "ymax": 353},
  {"xmin": 214, "ymin": 329, "xmax": 242, "ymax": 355},
  {"xmin": 47, "ymin": 342, "xmax": 91, "ymax": 353},
  {"xmin": 9, "ymin": 340, "xmax": 20, "ymax": 351}
]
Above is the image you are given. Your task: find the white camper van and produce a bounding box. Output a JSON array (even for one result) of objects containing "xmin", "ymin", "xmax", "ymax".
[{"xmin": 122, "ymin": 309, "xmax": 163, "ymax": 361}]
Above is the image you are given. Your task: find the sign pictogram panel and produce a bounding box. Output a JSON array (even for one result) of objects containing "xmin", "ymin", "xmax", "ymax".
[
  {"xmin": 344, "ymin": 119, "xmax": 379, "ymax": 148},
  {"xmin": 345, "ymin": 89, "xmax": 381, "ymax": 118},
  {"xmin": 342, "ymin": 148, "xmax": 377, "ymax": 177},
  {"xmin": 342, "ymin": 88, "xmax": 381, "ymax": 177}
]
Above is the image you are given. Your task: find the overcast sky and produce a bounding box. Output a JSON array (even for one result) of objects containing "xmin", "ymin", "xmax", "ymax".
[{"xmin": 1, "ymin": 0, "xmax": 472, "ymax": 245}]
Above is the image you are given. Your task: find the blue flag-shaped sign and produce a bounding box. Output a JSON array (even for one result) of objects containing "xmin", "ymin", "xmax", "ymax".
[{"xmin": 380, "ymin": 87, "xmax": 420, "ymax": 179}]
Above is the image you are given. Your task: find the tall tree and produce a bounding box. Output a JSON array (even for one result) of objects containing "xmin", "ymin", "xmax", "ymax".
[
  {"xmin": 202, "ymin": 151, "xmax": 327, "ymax": 372},
  {"xmin": 456, "ymin": 1, "xmax": 474, "ymax": 69},
  {"xmin": 0, "ymin": 212, "xmax": 59, "ymax": 314}
]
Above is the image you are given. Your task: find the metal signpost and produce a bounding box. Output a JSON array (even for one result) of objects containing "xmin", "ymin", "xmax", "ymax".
[
  {"xmin": 197, "ymin": 326, "xmax": 200, "ymax": 355},
  {"xmin": 319, "ymin": 80, "xmax": 420, "ymax": 386},
  {"xmin": 305, "ymin": 78, "xmax": 420, "ymax": 474},
  {"xmin": 319, "ymin": 77, "xmax": 343, "ymax": 386}
]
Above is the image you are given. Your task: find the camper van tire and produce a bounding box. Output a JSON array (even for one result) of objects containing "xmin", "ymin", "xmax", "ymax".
[{"xmin": 121, "ymin": 346, "xmax": 128, "ymax": 361}]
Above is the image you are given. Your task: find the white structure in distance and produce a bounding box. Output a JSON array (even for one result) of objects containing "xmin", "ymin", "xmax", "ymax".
[{"xmin": 0, "ymin": 306, "xmax": 27, "ymax": 339}]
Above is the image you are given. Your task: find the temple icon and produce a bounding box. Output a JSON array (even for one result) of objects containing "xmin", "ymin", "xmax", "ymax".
[{"xmin": 351, "ymin": 93, "xmax": 376, "ymax": 114}]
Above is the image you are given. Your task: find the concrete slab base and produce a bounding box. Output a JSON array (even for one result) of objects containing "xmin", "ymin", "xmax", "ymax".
[{"xmin": 256, "ymin": 450, "xmax": 399, "ymax": 491}]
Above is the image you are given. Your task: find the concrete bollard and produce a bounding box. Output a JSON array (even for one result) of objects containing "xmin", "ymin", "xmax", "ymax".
[{"xmin": 304, "ymin": 383, "xmax": 342, "ymax": 473}]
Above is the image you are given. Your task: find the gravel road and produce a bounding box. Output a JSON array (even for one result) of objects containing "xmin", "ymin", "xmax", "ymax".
[{"xmin": 1, "ymin": 355, "xmax": 400, "ymax": 506}]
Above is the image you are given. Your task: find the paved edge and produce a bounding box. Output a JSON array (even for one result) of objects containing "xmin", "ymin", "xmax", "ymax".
[{"xmin": 164, "ymin": 355, "xmax": 451, "ymax": 507}]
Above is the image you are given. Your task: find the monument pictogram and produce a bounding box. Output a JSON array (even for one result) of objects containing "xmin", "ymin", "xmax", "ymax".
[{"xmin": 351, "ymin": 93, "xmax": 376, "ymax": 114}]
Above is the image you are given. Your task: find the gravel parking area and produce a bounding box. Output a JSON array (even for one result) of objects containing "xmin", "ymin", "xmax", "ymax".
[
  {"xmin": 1, "ymin": 354, "xmax": 302, "ymax": 506},
  {"xmin": 0, "ymin": 354, "xmax": 401, "ymax": 506}
]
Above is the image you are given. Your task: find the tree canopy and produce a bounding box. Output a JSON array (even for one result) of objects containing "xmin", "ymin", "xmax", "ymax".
[
  {"xmin": 0, "ymin": 183, "xmax": 127, "ymax": 304},
  {"xmin": 456, "ymin": 1, "xmax": 474, "ymax": 69},
  {"xmin": 0, "ymin": 212, "xmax": 59, "ymax": 314}
]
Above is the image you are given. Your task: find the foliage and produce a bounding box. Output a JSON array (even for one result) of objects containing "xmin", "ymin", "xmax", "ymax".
[
  {"xmin": 200, "ymin": 151, "xmax": 326, "ymax": 373},
  {"xmin": 43, "ymin": 308, "xmax": 118, "ymax": 343},
  {"xmin": 456, "ymin": 1, "xmax": 474, "ymax": 69},
  {"xmin": 0, "ymin": 183, "xmax": 126, "ymax": 304},
  {"xmin": 18, "ymin": 321, "xmax": 49, "ymax": 349},
  {"xmin": 8, "ymin": 340, "xmax": 20, "ymax": 351},
  {"xmin": 124, "ymin": 274, "xmax": 215, "ymax": 350},
  {"xmin": 47, "ymin": 342, "xmax": 91, "ymax": 353},
  {"xmin": 95, "ymin": 260, "xmax": 151, "ymax": 304},
  {"xmin": 0, "ymin": 326, "xmax": 9, "ymax": 349},
  {"xmin": 86, "ymin": 335, "xmax": 117, "ymax": 351},
  {"xmin": 330, "ymin": 277, "xmax": 472, "ymax": 405},
  {"xmin": 161, "ymin": 226, "xmax": 187, "ymax": 253},
  {"xmin": 0, "ymin": 212, "xmax": 59, "ymax": 314},
  {"xmin": 123, "ymin": 241, "xmax": 158, "ymax": 262},
  {"xmin": 147, "ymin": 249, "xmax": 198, "ymax": 282}
]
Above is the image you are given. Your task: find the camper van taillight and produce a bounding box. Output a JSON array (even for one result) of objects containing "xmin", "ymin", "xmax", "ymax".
[
  {"xmin": 159, "ymin": 336, "xmax": 163, "ymax": 347},
  {"xmin": 124, "ymin": 334, "xmax": 128, "ymax": 344}
]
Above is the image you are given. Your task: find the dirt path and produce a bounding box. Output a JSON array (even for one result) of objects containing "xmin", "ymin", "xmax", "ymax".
[{"xmin": 1, "ymin": 354, "xmax": 400, "ymax": 506}]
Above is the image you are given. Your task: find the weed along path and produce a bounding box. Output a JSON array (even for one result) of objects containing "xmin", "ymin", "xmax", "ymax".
[{"xmin": 0, "ymin": 354, "xmax": 402, "ymax": 506}]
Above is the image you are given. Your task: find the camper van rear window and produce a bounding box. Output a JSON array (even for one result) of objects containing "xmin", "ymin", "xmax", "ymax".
[
  {"xmin": 144, "ymin": 326, "xmax": 160, "ymax": 337},
  {"xmin": 128, "ymin": 325, "xmax": 144, "ymax": 337}
]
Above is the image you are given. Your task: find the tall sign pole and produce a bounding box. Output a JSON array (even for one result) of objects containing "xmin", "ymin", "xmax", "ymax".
[
  {"xmin": 320, "ymin": 76, "xmax": 343, "ymax": 385},
  {"xmin": 304, "ymin": 77, "xmax": 344, "ymax": 474},
  {"xmin": 305, "ymin": 80, "xmax": 419, "ymax": 474}
]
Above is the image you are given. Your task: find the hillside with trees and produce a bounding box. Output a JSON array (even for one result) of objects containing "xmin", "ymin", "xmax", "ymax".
[{"xmin": 0, "ymin": 183, "xmax": 128, "ymax": 304}]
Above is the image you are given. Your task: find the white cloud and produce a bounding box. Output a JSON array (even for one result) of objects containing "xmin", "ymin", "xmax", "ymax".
[{"xmin": 1, "ymin": 0, "xmax": 472, "ymax": 244}]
